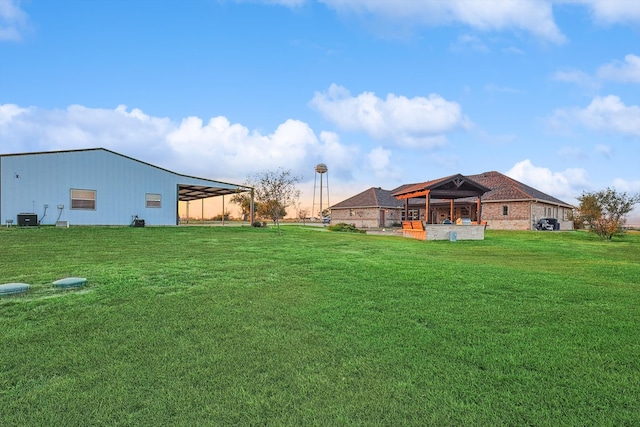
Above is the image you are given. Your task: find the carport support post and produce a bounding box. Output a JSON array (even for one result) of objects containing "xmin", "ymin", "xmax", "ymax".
[{"xmin": 476, "ymin": 196, "xmax": 482, "ymax": 223}]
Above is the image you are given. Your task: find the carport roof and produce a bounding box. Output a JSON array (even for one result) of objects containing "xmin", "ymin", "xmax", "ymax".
[{"xmin": 178, "ymin": 183, "xmax": 248, "ymax": 201}]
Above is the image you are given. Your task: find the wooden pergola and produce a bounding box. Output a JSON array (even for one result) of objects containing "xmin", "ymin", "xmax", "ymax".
[{"xmin": 392, "ymin": 174, "xmax": 490, "ymax": 224}]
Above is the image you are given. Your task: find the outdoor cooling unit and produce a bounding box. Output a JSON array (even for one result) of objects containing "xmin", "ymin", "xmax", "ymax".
[{"xmin": 17, "ymin": 213, "xmax": 38, "ymax": 227}]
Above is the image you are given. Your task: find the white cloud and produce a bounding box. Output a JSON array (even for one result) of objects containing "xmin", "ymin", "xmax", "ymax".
[
  {"xmin": 506, "ymin": 159, "xmax": 589, "ymax": 202},
  {"xmin": 553, "ymin": 54, "xmax": 639, "ymax": 91},
  {"xmin": 167, "ymin": 116, "xmax": 324, "ymax": 178},
  {"xmin": 366, "ymin": 146, "xmax": 401, "ymax": 180},
  {"xmin": 317, "ymin": 131, "xmax": 360, "ymax": 178},
  {"xmin": 318, "ymin": 0, "xmax": 566, "ymax": 43},
  {"xmin": 612, "ymin": 177, "xmax": 640, "ymax": 193},
  {"xmin": 594, "ymin": 144, "xmax": 612, "ymax": 159},
  {"xmin": 0, "ymin": 103, "xmax": 30, "ymax": 125},
  {"xmin": 552, "ymin": 69, "xmax": 600, "ymax": 90},
  {"xmin": 563, "ymin": 0, "xmax": 640, "ymax": 25},
  {"xmin": 557, "ymin": 146, "xmax": 588, "ymax": 160},
  {"xmin": 452, "ymin": 34, "xmax": 490, "ymax": 52},
  {"xmin": 0, "ymin": 0, "xmax": 29, "ymax": 41},
  {"xmin": 597, "ymin": 54, "xmax": 640, "ymax": 83},
  {"xmin": 575, "ymin": 96, "xmax": 640, "ymax": 136},
  {"xmin": 253, "ymin": 0, "xmax": 640, "ymax": 42},
  {"xmin": 549, "ymin": 95, "xmax": 640, "ymax": 137},
  {"xmin": 0, "ymin": 103, "xmax": 358, "ymax": 183},
  {"xmin": 310, "ymin": 84, "xmax": 469, "ymax": 148},
  {"xmin": 611, "ymin": 177, "xmax": 640, "ymax": 226}
]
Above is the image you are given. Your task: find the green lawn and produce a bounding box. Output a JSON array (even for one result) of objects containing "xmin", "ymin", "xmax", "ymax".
[{"xmin": 1, "ymin": 226, "xmax": 639, "ymax": 426}]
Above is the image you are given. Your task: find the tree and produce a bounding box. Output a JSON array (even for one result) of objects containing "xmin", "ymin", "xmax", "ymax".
[
  {"xmin": 257, "ymin": 200, "xmax": 287, "ymax": 223},
  {"xmin": 230, "ymin": 191, "xmax": 252, "ymax": 221},
  {"xmin": 575, "ymin": 188, "xmax": 640, "ymax": 240},
  {"xmin": 297, "ymin": 206, "xmax": 309, "ymax": 225},
  {"xmin": 247, "ymin": 168, "xmax": 301, "ymax": 234}
]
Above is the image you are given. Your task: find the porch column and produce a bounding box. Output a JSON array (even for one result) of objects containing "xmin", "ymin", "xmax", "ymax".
[
  {"xmin": 450, "ymin": 199, "xmax": 455, "ymax": 222},
  {"xmin": 476, "ymin": 196, "xmax": 482, "ymax": 223},
  {"xmin": 425, "ymin": 191, "xmax": 431, "ymax": 224},
  {"xmin": 404, "ymin": 198, "xmax": 409, "ymax": 221}
]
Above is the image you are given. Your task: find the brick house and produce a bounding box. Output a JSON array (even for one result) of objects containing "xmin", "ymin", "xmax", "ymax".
[
  {"xmin": 329, "ymin": 171, "xmax": 574, "ymax": 230},
  {"xmin": 465, "ymin": 171, "xmax": 574, "ymax": 230},
  {"xmin": 330, "ymin": 187, "xmax": 404, "ymax": 228}
]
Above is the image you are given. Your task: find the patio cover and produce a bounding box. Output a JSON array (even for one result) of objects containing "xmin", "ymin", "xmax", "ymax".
[{"xmin": 392, "ymin": 174, "xmax": 490, "ymax": 223}]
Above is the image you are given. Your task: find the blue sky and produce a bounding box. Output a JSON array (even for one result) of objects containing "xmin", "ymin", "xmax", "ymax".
[{"xmin": 1, "ymin": 0, "xmax": 639, "ymax": 222}]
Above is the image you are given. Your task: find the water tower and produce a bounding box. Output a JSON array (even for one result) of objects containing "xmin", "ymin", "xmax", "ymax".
[{"xmin": 312, "ymin": 163, "xmax": 329, "ymax": 219}]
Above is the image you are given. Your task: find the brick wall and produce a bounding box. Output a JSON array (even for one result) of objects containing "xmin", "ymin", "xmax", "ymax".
[{"xmin": 481, "ymin": 201, "xmax": 573, "ymax": 230}]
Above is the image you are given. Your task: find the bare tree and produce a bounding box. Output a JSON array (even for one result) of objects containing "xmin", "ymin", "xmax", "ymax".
[
  {"xmin": 297, "ymin": 206, "xmax": 309, "ymax": 225},
  {"xmin": 248, "ymin": 168, "xmax": 301, "ymax": 233},
  {"xmin": 230, "ymin": 191, "xmax": 252, "ymax": 221},
  {"xmin": 576, "ymin": 188, "xmax": 640, "ymax": 240}
]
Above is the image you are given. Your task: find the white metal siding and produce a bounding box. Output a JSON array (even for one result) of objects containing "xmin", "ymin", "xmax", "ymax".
[{"xmin": 1, "ymin": 149, "xmax": 236, "ymax": 226}]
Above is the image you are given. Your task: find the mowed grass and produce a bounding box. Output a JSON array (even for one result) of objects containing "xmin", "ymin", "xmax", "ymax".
[{"xmin": 1, "ymin": 226, "xmax": 639, "ymax": 426}]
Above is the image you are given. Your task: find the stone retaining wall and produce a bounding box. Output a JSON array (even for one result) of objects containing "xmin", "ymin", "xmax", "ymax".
[{"xmin": 402, "ymin": 224, "xmax": 486, "ymax": 241}]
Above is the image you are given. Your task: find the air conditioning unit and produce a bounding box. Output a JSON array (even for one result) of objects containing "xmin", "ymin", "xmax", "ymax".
[{"xmin": 17, "ymin": 213, "xmax": 38, "ymax": 226}]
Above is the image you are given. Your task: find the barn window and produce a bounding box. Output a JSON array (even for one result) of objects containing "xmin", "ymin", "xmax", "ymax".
[
  {"xmin": 70, "ymin": 189, "xmax": 96, "ymax": 210},
  {"xmin": 502, "ymin": 206, "xmax": 508, "ymax": 216},
  {"xmin": 146, "ymin": 193, "xmax": 162, "ymax": 208}
]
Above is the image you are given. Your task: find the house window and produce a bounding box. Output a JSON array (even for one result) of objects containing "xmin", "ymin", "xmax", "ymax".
[
  {"xmin": 349, "ymin": 209, "xmax": 355, "ymax": 217},
  {"xmin": 502, "ymin": 206, "xmax": 508, "ymax": 216},
  {"xmin": 146, "ymin": 193, "xmax": 162, "ymax": 208},
  {"xmin": 402, "ymin": 209, "xmax": 420, "ymax": 221},
  {"xmin": 70, "ymin": 189, "xmax": 96, "ymax": 210}
]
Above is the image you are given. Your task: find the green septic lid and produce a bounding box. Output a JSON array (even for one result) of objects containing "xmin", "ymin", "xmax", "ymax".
[
  {"xmin": 53, "ymin": 277, "xmax": 87, "ymax": 289},
  {"xmin": 0, "ymin": 283, "xmax": 30, "ymax": 296}
]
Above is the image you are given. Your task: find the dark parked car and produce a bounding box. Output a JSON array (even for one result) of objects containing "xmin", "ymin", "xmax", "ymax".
[{"xmin": 536, "ymin": 218, "xmax": 559, "ymax": 231}]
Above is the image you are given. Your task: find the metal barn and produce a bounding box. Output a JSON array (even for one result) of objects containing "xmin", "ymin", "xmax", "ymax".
[{"xmin": 0, "ymin": 148, "xmax": 250, "ymax": 226}]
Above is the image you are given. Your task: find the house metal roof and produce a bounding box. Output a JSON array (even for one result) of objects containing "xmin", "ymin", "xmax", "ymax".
[{"xmin": 1, "ymin": 147, "xmax": 252, "ymax": 201}]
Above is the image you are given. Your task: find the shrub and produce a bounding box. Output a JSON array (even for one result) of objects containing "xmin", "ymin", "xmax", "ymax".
[
  {"xmin": 327, "ymin": 223, "xmax": 364, "ymax": 233},
  {"xmin": 252, "ymin": 221, "xmax": 264, "ymax": 228}
]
